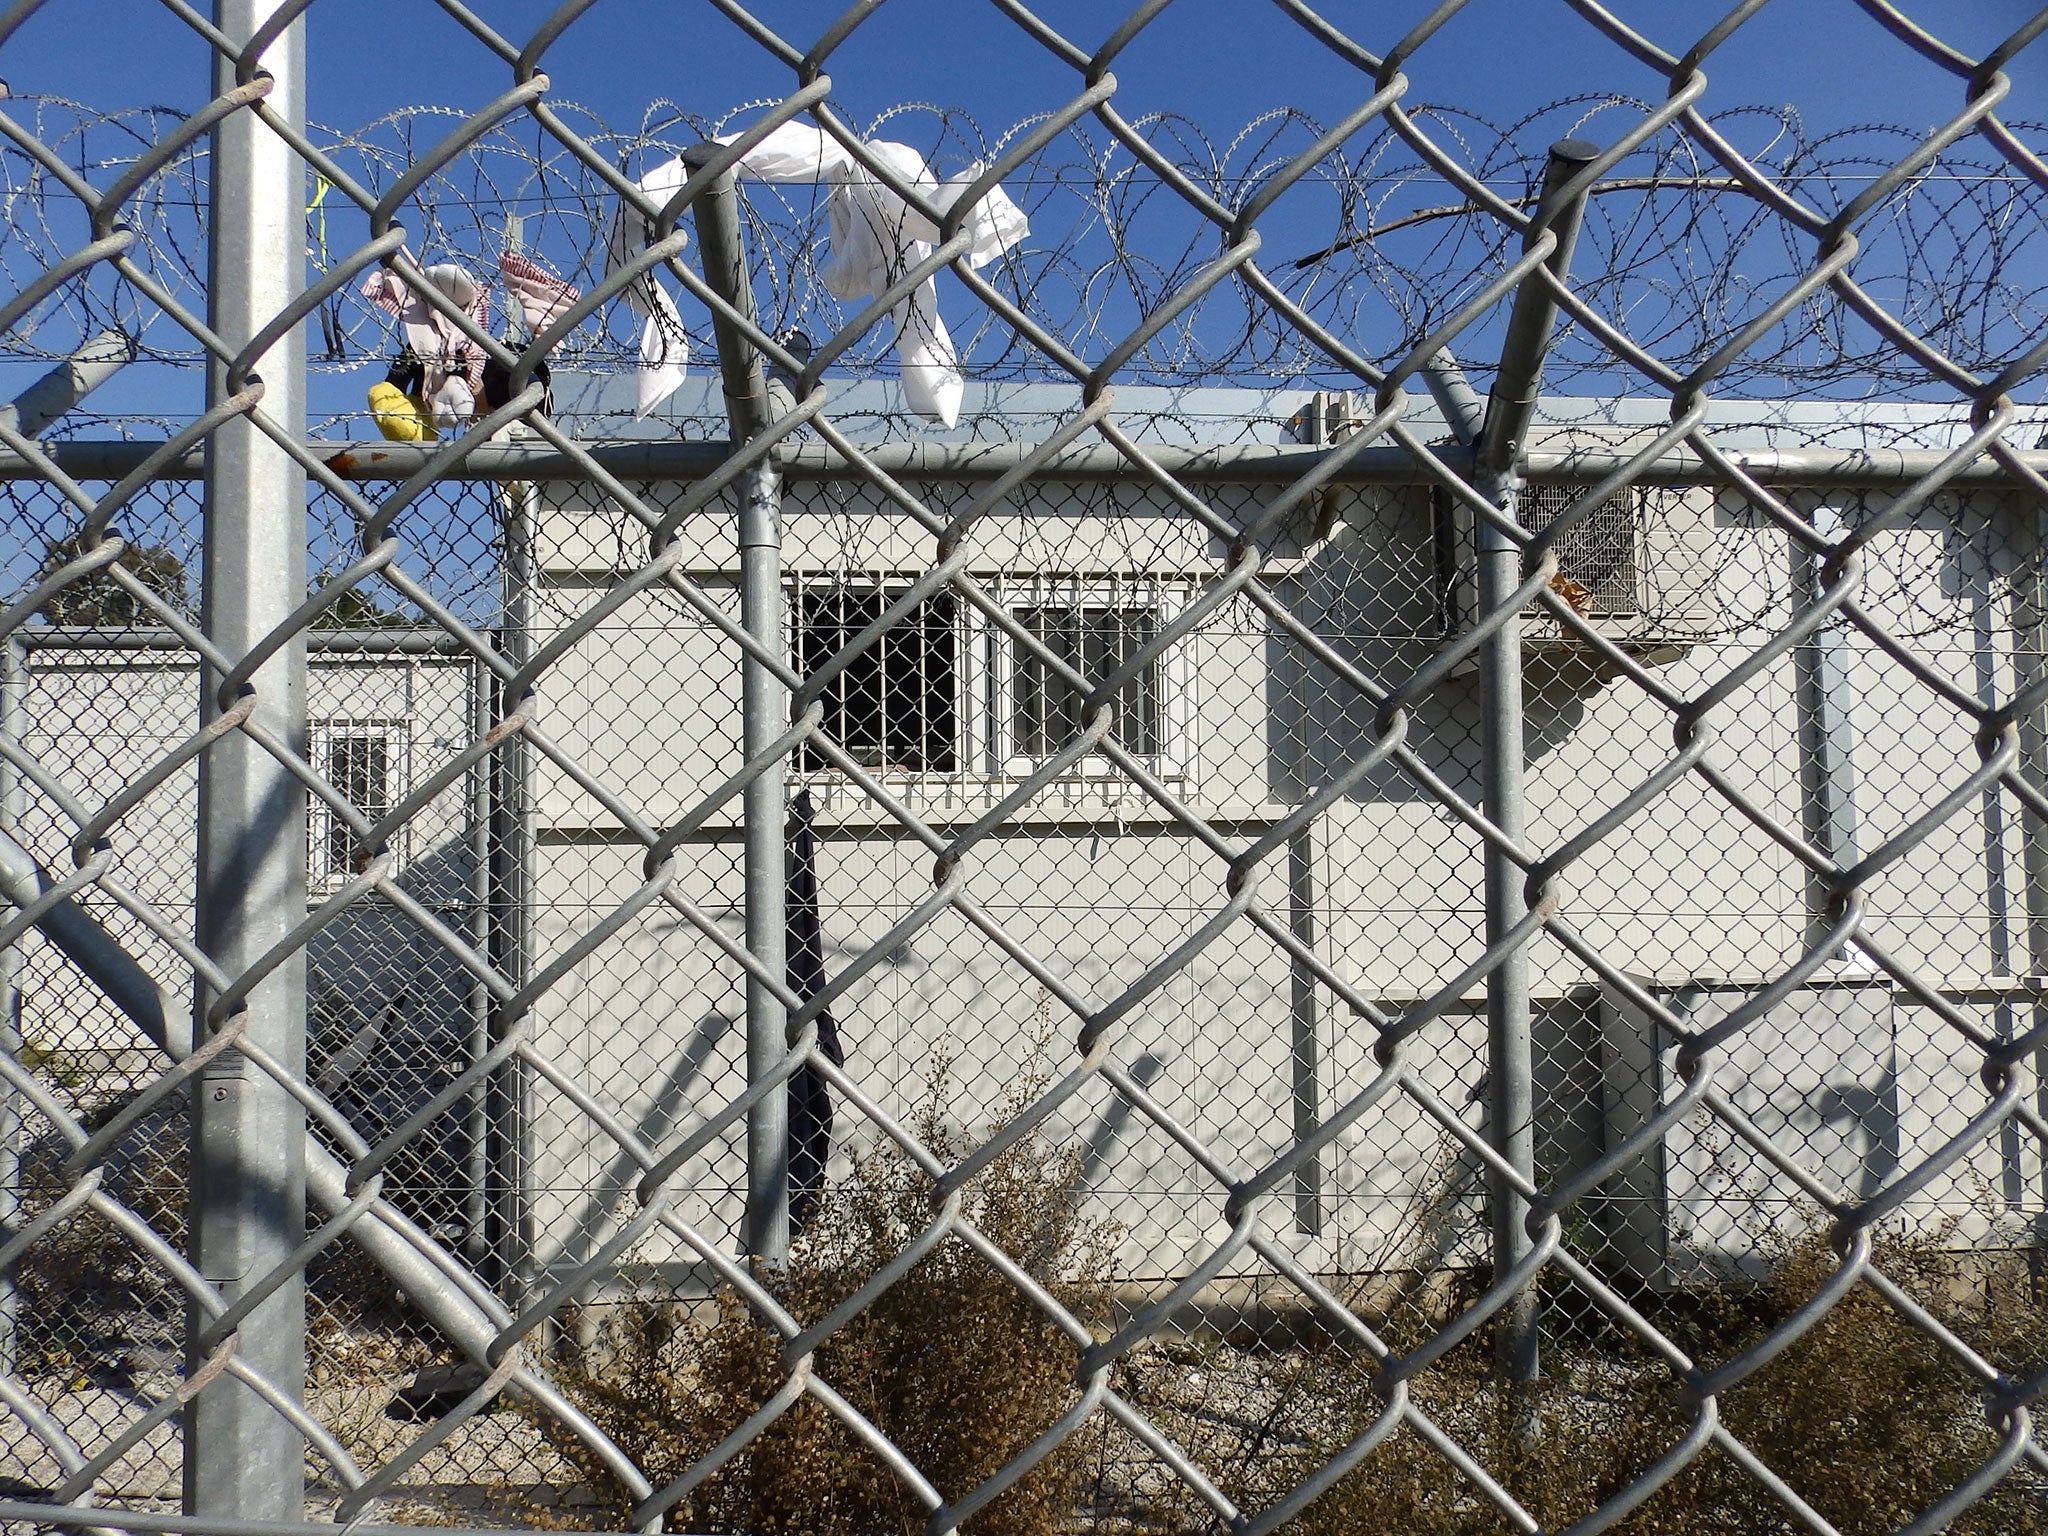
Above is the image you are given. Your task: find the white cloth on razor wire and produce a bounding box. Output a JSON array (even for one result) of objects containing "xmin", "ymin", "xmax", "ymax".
[
  {"xmin": 603, "ymin": 169, "xmax": 692, "ymax": 419},
  {"xmin": 721, "ymin": 122, "xmax": 1028, "ymax": 427},
  {"xmin": 610, "ymin": 122, "xmax": 1028, "ymax": 425},
  {"xmin": 498, "ymin": 250, "xmax": 580, "ymax": 337},
  {"xmin": 360, "ymin": 257, "xmax": 491, "ymax": 432}
]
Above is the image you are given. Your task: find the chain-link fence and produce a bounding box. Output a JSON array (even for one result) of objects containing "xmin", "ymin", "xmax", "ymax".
[{"xmin": 1, "ymin": 2, "xmax": 2046, "ymax": 1532}]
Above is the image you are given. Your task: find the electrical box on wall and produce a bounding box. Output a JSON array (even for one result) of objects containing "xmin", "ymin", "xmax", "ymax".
[{"xmin": 1597, "ymin": 974, "xmax": 1899, "ymax": 1287}]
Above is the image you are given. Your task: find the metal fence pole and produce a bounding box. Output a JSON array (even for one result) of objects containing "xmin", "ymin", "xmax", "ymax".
[
  {"xmin": 1474, "ymin": 138, "xmax": 1597, "ymax": 1398},
  {"xmin": 465, "ymin": 650, "xmax": 494, "ymax": 1271},
  {"xmin": 2016, "ymin": 497, "xmax": 2048, "ymax": 1258},
  {"xmin": 486, "ymin": 222, "xmax": 539, "ymax": 1297},
  {"xmin": 1969, "ymin": 515, "xmax": 2028, "ymax": 1221},
  {"xmin": 488, "ymin": 482, "xmax": 537, "ymax": 1295},
  {"xmin": 1288, "ymin": 824, "xmax": 1323, "ymax": 1236},
  {"xmin": 189, "ymin": 0, "xmax": 307, "ymax": 1520},
  {"xmin": 1792, "ymin": 500, "xmax": 1864, "ymax": 954},
  {"xmin": 686, "ymin": 147, "xmax": 790, "ymax": 1265},
  {"xmin": 0, "ymin": 635, "xmax": 22, "ymax": 1378},
  {"xmin": 0, "ymin": 329, "xmax": 133, "ymax": 439}
]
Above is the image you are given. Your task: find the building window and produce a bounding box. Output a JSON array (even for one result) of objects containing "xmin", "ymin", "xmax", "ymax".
[
  {"xmin": 796, "ymin": 588, "xmax": 958, "ymax": 772},
  {"xmin": 311, "ymin": 720, "xmax": 407, "ymax": 886},
  {"xmin": 1008, "ymin": 602, "xmax": 1163, "ymax": 761},
  {"xmin": 792, "ymin": 580, "xmax": 1181, "ymax": 782}
]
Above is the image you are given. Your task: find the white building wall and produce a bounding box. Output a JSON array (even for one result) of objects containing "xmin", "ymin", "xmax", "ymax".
[
  {"xmin": 517, "ymin": 444, "xmax": 2040, "ymax": 1287},
  {"xmin": 8, "ymin": 646, "xmax": 487, "ymax": 1238},
  {"xmin": 9, "ymin": 395, "xmax": 2034, "ymax": 1291}
]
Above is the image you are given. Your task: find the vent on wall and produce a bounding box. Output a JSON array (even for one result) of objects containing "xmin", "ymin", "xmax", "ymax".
[
  {"xmin": 1436, "ymin": 480, "xmax": 1718, "ymax": 670},
  {"xmin": 1518, "ymin": 483, "xmax": 1640, "ymax": 617}
]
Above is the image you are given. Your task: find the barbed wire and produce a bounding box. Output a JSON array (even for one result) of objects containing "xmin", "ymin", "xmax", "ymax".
[{"xmin": 1, "ymin": 91, "xmax": 2043, "ymax": 407}]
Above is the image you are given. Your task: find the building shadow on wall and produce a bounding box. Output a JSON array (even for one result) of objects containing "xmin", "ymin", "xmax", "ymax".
[{"xmin": 1258, "ymin": 493, "xmax": 1598, "ymax": 804}]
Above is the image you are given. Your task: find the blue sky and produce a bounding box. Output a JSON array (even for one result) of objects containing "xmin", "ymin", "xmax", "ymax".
[
  {"xmin": 7, "ymin": 1, "xmax": 2044, "ymax": 139},
  {"xmin": 1, "ymin": 0, "xmax": 2044, "ymax": 428}
]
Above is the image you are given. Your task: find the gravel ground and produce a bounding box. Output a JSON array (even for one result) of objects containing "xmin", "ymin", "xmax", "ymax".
[
  {"xmin": 0, "ymin": 1370, "xmax": 585, "ymax": 1520},
  {"xmin": 3, "ymin": 1334, "xmax": 2039, "ymax": 1533}
]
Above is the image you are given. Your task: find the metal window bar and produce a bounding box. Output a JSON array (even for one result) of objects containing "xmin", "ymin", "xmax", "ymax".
[
  {"xmin": 310, "ymin": 721, "xmax": 403, "ymax": 886},
  {"xmin": 1011, "ymin": 602, "xmax": 1163, "ymax": 761},
  {"xmin": 796, "ymin": 586, "xmax": 960, "ymax": 774}
]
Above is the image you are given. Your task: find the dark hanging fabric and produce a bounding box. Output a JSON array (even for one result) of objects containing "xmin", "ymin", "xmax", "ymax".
[{"xmin": 786, "ymin": 790, "xmax": 843, "ymax": 1232}]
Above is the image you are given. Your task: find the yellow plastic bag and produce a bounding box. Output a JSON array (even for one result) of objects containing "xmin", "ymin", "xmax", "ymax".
[{"xmin": 367, "ymin": 381, "xmax": 436, "ymax": 442}]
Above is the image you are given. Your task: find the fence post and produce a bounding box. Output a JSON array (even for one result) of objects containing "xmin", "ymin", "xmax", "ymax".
[
  {"xmin": 466, "ymin": 652, "xmax": 494, "ymax": 1271},
  {"xmin": 188, "ymin": 0, "xmax": 307, "ymax": 1521},
  {"xmin": 486, "ymin": 212, "xmax": 540, "ymax": 1296},
  {"xmin": 2015, "ymin": 498, "xmax": 2048, "ymax": 1259},
  {"xmin": 1473, "ymin": 138, "xmax": 1597, "ymax": 1402},
  {"xmin": 488, "ymin": 481, "xmax": 537, "ymax": 1295},
  {"xmin": 0, "ymin": 635, "xmax": 22, "ymax": 1378},
  {"xmin": 1288, "ymin": 824, "xmax": 1322, "ymax": 1236},
  {"xmin": 686, "ymin": 147, "xmax": 790, "ymax": 1265},
  {"xmin": 1791, "ymin": 500, "xmax": 1864, "ymax": 954}
]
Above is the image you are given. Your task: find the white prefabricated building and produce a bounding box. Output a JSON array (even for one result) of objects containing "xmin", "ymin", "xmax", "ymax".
[{"xmin": 8, "ymin": 379, "xmax": 2041, "ymax": 1299}]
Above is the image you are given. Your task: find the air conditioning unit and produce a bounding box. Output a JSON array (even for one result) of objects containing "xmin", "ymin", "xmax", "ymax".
[{"xmin": 1437, "ymin": 481, "xmax": 1718, "ymax": 670}]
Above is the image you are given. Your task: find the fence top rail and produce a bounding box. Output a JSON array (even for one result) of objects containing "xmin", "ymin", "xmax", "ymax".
[
  {"xmin": 9, "ymin": 628, "xmax": 473, "ymax": 654},
  {"xmin": 6, "ymin": 437, "xmax": 2045, "ymax": 489}
]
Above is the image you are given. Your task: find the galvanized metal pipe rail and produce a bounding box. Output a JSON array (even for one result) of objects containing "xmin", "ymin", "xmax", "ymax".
[
  {"xmin": 685, "ymin": 145, "xmax": 792, "ymax": 1266},
  {"xmin": 2, "ymin": 440, "xmax": 2041, "ymax": 486},
  {"xmin": 11, "ymin": 629, "xmax": 478, "ymax": 654},
  {"xmin": 1472, "ymin": 137, "xmax": 1599, "ymax": 1402}
]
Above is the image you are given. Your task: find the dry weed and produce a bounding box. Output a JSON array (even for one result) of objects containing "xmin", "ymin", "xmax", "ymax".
[{"xmin": 549, "ymin": 1051, "xmax": 1116, "ymax": 1535}]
